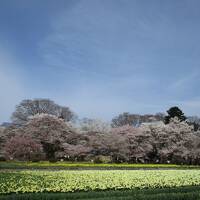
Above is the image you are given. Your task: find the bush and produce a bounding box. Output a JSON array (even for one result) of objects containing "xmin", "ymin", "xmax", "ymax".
[
  {"xmin": 0, "ymin": 155, "xmax": 6, "ymax": 161},
  {"xmin": 93, "ymin": 155, "xmax": 112, "ymax": 163}
]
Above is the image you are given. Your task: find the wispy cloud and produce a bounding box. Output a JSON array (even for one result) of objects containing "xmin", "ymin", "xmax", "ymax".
[
  {"xmin": 168, "ymin": 71, "xmax": 199, "ymax": 91},
  {"xmin": 1, "ymin": 0, "xmax": 200, "ymax": 121},
  {"xmin": 39, "ymin": 0, "xmax": 150, "ymax": 77},
  {"xmin": 0, "ymin": 47, "xmax": 25, "ymax": 123},
  {"xmin": 36, "ymin": 0, "xmax": 200, "ymax": 118}
]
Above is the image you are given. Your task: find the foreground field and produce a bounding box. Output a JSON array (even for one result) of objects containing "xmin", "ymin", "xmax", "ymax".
[
  {"xmin": 1, "ymin": 186, "xmax": 200, "ymax": 200},
  {"xmin": 1, "ymin": 170, "xmax": 200, "ymax": 195}
]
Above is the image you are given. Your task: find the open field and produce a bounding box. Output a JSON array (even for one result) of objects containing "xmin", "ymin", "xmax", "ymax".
[
  {"xmin": 1, "ymin": 161, "xmax": 200, "ymax": 170},
  {"xmin": 1, "ymin": 170, "xmax": 200, "ymax": 194},
  {"xmin": 1, "ymin": 164, "xmax": 200, "ymax": 199}
]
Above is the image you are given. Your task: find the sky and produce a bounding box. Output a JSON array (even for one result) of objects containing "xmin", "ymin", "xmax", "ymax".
[{"xmin": 1, "ymin": 0, "xmax": 200, "ymax": 123}]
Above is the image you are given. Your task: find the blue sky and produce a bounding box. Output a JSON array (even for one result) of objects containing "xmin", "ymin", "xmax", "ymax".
[{"xmin": 1, "ymin": 0, "xmax": 200, "ymax": 123}]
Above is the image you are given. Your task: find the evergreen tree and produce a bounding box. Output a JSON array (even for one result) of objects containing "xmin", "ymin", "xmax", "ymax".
[{"xmin": 164, "ymin": 106, "xmax": 186, "ymax": 124}]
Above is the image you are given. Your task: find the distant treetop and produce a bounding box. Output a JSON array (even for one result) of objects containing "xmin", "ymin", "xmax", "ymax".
[
  {"xmin": 164, "ymin": 106, "xmax": 186, "ymax": 124},
  {"xmin": 11, "ymin": 99, "xmax": 75, "ymax": 125},
  {"xmin": 111, "ymin": 112, "xmax": 165, "ymax": 127}
]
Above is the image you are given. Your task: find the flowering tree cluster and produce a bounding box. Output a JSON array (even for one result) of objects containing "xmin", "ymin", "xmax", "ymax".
[
  {"xmin": 141, "ymin": 118, "xmax": 200, "ymax": 164},
  {"xmin": 7, "ymin": 114, "xmax": 79, "ymax": 161},
  {"xmin": 1, "ymin": 100, "xmax": 200, "ymax": 164},
  {"xmin": 1, "ymin": 114, "xmax": 200, "ymax": 164}
]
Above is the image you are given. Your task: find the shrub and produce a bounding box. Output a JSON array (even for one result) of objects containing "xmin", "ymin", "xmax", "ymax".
[
  {"xmin": 0, "ymin": 156, "xmax": 6, "ymax": 161},
  {"xmin": 93, "ymin": 155, "xmax": 112, "ymax": 163}
]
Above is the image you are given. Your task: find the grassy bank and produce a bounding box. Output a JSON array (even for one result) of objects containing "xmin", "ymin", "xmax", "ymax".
[{"xmin": 0, "ymin": 161, "xmax": 200, "ymax": 170}]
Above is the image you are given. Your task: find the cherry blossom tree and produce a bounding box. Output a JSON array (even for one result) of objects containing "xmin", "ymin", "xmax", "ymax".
[
  {"xmin": 4, "ymin": 135, "xmax": 44, "ymax": 161},
  {"xmin": 141, "ymin": 117, "xmax": 200, "ymax": 164},
  {"xmin": 111, "ymin": 125, "xmax": 153, "ymax": 163}
]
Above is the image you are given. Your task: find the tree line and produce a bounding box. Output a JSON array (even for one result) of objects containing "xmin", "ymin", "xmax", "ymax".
[{"xmin": 0, "ymin": 98, "xmax": 200, "ymax": 164}]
